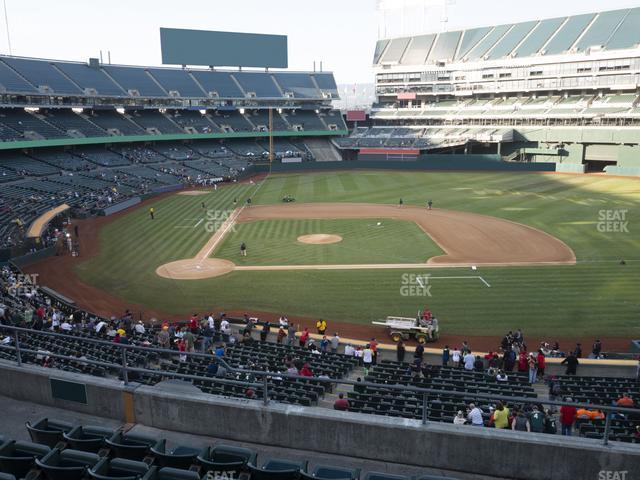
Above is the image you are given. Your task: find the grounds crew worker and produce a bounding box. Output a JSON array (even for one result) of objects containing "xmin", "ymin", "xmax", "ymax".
[
  {"xmin": 316, "ymin": 319, "xmax": 327, "ymax": 335},
  {"xmin": 149, "ymin": 207, "xmax": 155, "ymax": 220}
]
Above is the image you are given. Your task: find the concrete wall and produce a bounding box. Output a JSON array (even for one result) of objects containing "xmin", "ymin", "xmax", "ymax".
[
  {"xmin": 1, "ymin": 360, "xmax": 638, "ymax": 480},
  {"xmin": 260, "ymin": 157, "xmax": 556, "ymax": 174},
  {"xmin": 133, "ymin": 386, "xmax": 640, "ymax": 480},
  {"xmin": 102, "ymin": 197, "xmax": 142, "ymax": 216},
  {"xmin": 0, "ymin": 360, "xmax": 128, "ymax": 421}
]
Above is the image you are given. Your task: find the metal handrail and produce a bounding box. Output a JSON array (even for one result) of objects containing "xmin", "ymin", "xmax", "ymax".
[{"xmin": 1, "ymin": 324, "xmax": 639, "ymax": 445}]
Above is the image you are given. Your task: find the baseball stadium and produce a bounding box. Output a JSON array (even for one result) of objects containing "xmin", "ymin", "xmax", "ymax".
[{"xmin": 0, "ymin": 1, "xmax": 639, "ymax": 480}]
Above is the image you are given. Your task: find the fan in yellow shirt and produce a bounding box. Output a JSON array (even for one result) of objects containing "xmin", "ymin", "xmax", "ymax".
[{"xmin": 492, "ymin": 401, "xmax": 510, "ymax": 429}]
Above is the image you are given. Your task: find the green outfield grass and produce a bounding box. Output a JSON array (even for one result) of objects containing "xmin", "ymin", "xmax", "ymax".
[
  {"xmin": 214, "ymin": 219, "xmax": 442, "ymax": 265},
  {"xmin": 74, "ymin": 171, "xmax": 640, "ymax": 337}
]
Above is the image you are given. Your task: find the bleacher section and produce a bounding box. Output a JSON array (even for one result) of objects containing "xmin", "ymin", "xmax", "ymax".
[
  {"xmin": 361, "ymin": 7, "xmax": 640, "ymax": 170},
  {"xmin": 129, "ymin": 111, "xmax": 183, "ymax": 134},
  {"xmin": 0, "ymin": 109, "xmax": 67, "ymax": 140},
  {"xmin": 42, "ymin": 110, "xmax": 107, "ymax": 138}
]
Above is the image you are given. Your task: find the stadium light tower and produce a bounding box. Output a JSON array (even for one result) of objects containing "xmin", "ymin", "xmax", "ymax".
[{"xmin": 2, "ymin": 0, "xmax": 12, "ymax": 55}]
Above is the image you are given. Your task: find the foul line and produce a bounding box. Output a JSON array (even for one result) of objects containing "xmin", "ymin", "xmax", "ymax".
[{"xmin": 197, "ymin": 175, "xmax": 270, "ymax": 261}]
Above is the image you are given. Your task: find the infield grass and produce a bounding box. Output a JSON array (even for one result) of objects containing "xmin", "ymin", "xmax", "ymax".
[
  {"xmin": 214, "ymin": 219, "xmax": 443, "ymax": 265},
  {"xmin": 75, "ymin": 171, "xmax": 640, "ymax": 337}
]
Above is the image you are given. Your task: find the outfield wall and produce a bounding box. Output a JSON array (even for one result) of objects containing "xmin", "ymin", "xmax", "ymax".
[
  {"xmin": 261, "ymin": 156, "xmax": 556, "ymax": 173},
  {"xmin": 0, "ymin": 361, "xmax": 638, "ymax": 480}
]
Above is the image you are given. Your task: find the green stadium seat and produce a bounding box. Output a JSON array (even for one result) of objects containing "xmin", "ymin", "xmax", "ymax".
[
  {"xmin": 25, "ymin": 418, "xmax": 74, "ymax": 448},
  {"xmin": 0, "ymin": 440, "xmax": 50, "ymax": 478}
]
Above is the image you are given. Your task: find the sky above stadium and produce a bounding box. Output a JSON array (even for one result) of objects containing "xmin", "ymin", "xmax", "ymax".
[{"xmin": 1, "ymin": 0, "xmax": 639, "ymax": 85}]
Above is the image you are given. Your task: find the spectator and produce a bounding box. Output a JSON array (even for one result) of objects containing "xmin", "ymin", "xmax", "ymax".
[
  {"xmin": 512, "ymin": 410, "xmax": 530, "ymax": 432},
  {"xmin": 560, "ymin": 399, "xmax": 577, "ymax": 436},
  {"xmin": 299, "ymin": 328, "xmax": 309, "ymax": 347},
  {"xmin": 473, "ymin": 356, "xmax": 484, "ymax": 372},
  {"xmin": 316, "ymin": 319, "xmax": 327, "ymax": 335},
  {"xmin": 573, "ymin": 343, "xmax": 582, "ymax": 358},
  {"xmin": 537, "ymin": 349, "xmax": 546, "ymax": 381},
  {"xmin": 453, "ymin": 410, "xmax": 466, "ymax": 425},
  {"xmin": 496, "ymin": 369, "xmax": 509, "ymax": 382},
  {"xmin": 528, "ymin": 353, "xmax": 538, "ymax": 383},
  {"xmin": 287, "ymin": 323, "xmax": 297, "ymax": 346},
  {"xmin": 330, "ymin": 333, "xmax": 340, "ymax": 353},
  {"xmin": 206, "ymin": 360, "xmax": 219, "ymax": 377},
  {"xmin": 177, "ymin": 339, "xmax": 187, "ymax": 362},
  {"xmin": 216, "ymin": 363, "xmax": 227, "ymax": 378},
  {"xmin": 616, "ymin": 393, "xmax": 635, "ymax": 408},
  {"xmin": 363, "ymin": 344, "xmax": 373, "ymax": 375},
  {"xmin": 157, "ymin": 326, "xmax": 170, "ymax": 350},
  {"xmin": 214, "ymin": 344, "xmax": 225, "ymax": 358},
  {"xmin": 452, "ymin": 348, "xmax": 461, "ymax": 368},
  {"xmin": 463, "ymin": 351, "xmax": 475, "ymax": 371},
  {"xmin": 299, "ymin": 363, "xmax": 313, "ymax": 377},
  {"xmin": 414, "ymin": 343, "xmax": 424, "ymax": 363},
  {"xmin": 442, "ymin": 345, "xmax": 450, "ymax": 366},
  {"xmin": 493, "ymin": 401, "xmax": 510, "ymax": 429},
  {"xmin": 518, "ymin": 351, "xmax": 528, "ymax": 373},
  {"xmin": 183, "ymin": 328, "xmax": 195, "ymax": 353},
  {"xmin": 334, "ymin": 393, "xmax": 349, "ymax": 411},
  {"xmin": 220, "ymin": 316, "xmax": 231, "ymax": 342},
  {"xmin": 134, "ymin": 321, "xmax": 145, "ymax": 335},
  {"xmin": 260, "ymin": 321, "xmax": 270, "ymax": 343},
  {"xmin": 344, "ymin": 344, "xmax": 355, "ymax": 356},
  {"xmin": 461, "ymin": 341, "xmax": 471, "ymax": 355},
  {"xmin": 503, "ymin": 348, "xmax": 516, "ymax": 372},
  {"xmin": 370, "ymin": 338, "xmax": 379, "ymax": 365},
  {"xmin": 592, "ymin": 339, "xmax": 602, "ymax": 358},
  {"xmin": 277, "ymin": 327, "xmax": 286, "ymax": 344},
  {"xmin": 529, "ymin": 406, "xmax": 545, "ymax": 433},
  {"xmin": 467, "ymin": 403, "xmax": 484, "ymax": 427},
  {"xmin": 320, "ymin": 336, "xmax": 329, "ymax": 353},
  {"xmin": 397, "ymin": 341, "xmax": 406, "ymax": 363},
  {"xmin": 561, "ymin": 352, "xmax": 579, "ymax": 375}
]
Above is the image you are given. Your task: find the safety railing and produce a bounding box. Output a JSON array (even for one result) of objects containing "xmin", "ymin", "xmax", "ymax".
[{"xmin": 1, "ymin": 324, "xmax": 639, "ymax": 446}]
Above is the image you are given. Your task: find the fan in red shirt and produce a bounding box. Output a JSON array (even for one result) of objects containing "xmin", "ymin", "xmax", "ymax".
[
  {"xmin": 537, "ymin": 350, "xmax": 546, "ymax": 379},
  {"xmin": 189, "ymin": 314, "xmax": 199, "ymax": 332},
  {"xmin": 518, "ymin": 351, "xmax": 528, "ymax": 372},
  {"xmin": 560, "ymin": 401, "xmax": 578, "ymax": 436},
  {"xmin": 300, "ymin": 363, "xmax": 313, "ymax": 377},
  {"xmin": 334, "ymin": 393, "xmax": 350, "ymax": 411},
  {"xmin": 299, "ymin": 328, "xmax": 310, "ymax": 347}
]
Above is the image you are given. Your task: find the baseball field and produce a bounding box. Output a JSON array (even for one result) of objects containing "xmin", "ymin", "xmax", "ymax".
[{"xmin": 44, "ymin": 170, "xmax": 640, "ymax": 339}]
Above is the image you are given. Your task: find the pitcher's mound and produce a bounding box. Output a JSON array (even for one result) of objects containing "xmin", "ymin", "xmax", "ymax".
[
  {"xmin": 297, "ymin": 234, "xmax": 343, "ymax": 245},
  {"xmin": 156, "ymin": 258, "xmax": 235, "ymax": 280}
]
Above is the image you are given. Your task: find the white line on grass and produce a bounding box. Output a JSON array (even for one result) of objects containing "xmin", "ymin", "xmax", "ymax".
[
  {"xmin": 194, "ymin": 218, "xmax": 203, "ymax": 228},
  {"xmin": 427, "ymin": 275, "xmax": 490, "ymax": 287}
]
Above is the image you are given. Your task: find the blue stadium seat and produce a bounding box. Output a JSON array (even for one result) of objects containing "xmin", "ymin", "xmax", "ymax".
[
  {"xmin": 1, "ymin": 57, "xmax": 81, "ymax": 95},
  {"xmin": 0, "ymin": 440, "xmax": 51, "ymax": 479},
  {"xmin": 25, "ymin": 418, "xmax": 74, "ymax": 448}
]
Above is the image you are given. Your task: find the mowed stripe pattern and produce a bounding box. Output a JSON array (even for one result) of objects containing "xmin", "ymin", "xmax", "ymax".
[
  {"xmin": 214, "ymin": 219, "xmax": 443, "ymax": 265},
  {"xmin": 74, "ymin": 172, "xmax": 640, "ymax": 336}
]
